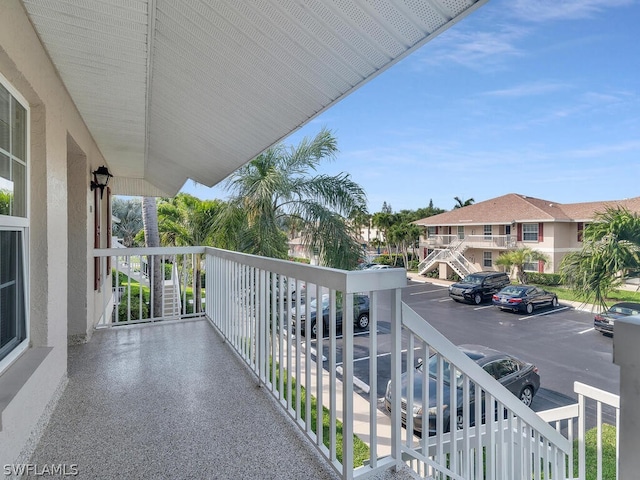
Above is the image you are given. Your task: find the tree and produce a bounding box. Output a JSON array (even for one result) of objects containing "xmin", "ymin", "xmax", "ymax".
[
  {"xmin": 157, "ymin": 194, "xmax": 223, "ymax": 313},
  {"xmin": 371, "ymin": 210, "xmax": 395, "ymax": 257},
  {"xmin": 453, "ymin": 196, "xmax": 475, "ymax": 209},
  {"xmin": 495, "ymin": 247, "xmax": 549, "ymax": 284},
  {"xmin": 561, "ymin": 207, "xmax": 640, "ymax": 309},
  {"xmin": 216, "ymin": 128, "xmax": 367, "ymax": 270},
  {"xmin": 112, "ymin": 197, "xmax": 143, "ymax": 247},
  {"xmin": 142, "ymin": 196, "xmax": 163, "ymax": 318}
]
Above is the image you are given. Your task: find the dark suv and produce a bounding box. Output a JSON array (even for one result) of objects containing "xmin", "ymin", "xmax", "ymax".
[
  {"xmin": 449, "ymin": 272, "xmax": 510, "ymax": 305},
  {"xmin": 291, "ymin": 293, "xmax": 369, "ymax": 337}
]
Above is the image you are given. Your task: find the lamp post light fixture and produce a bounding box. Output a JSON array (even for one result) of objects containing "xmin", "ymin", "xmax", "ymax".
[{"xmin": 90, "ymin": 166, "xmax": 113, "ymax": 199}]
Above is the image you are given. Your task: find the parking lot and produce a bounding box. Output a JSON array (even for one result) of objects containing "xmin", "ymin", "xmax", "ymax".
[{"xmin": 301, "ymin": 279, "xmax": 619, "ymax": 425}]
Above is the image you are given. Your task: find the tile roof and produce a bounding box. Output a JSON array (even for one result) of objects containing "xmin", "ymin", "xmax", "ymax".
[{"xmin": 413, "ymin": 193, "xmax": 640, "ymax": 226}]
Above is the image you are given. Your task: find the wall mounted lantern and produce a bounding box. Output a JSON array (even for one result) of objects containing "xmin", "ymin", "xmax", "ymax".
[{"xmin": 90, "ymin": 166, "xmax": 113, "ymax": 199}]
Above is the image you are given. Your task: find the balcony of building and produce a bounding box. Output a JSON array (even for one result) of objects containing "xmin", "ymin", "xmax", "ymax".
[{"xmin": 21, "ymin": 246, "xmax": 635, "ymax": 479}]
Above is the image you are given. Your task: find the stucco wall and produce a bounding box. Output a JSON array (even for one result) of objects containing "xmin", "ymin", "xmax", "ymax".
[{"xmin": 0, "ymin": 0, "xmax": 108, "ymax": 465}]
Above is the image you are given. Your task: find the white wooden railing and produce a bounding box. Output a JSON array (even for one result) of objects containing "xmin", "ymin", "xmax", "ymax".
[
  {"xmin": 94, "ymin": 246, "xmax": 621, "ymax": 479},
  {"xmin": 398, "ymin": 304, "xmax": 571, "ymax": 479},
  {"xmin": 538, "ymin": 382, "xmax": 620, "ymax": 480}
]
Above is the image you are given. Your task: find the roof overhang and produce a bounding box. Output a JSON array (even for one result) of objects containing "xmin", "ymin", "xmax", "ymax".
[{"xmin": 22, "ymin": 0, "xmax": 488, "ymax": 197}]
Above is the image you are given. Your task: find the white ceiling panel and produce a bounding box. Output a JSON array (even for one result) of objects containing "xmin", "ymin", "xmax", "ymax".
[{"xmin": 22, "ymin": 0, "xmax": 488, "ymax": 196}]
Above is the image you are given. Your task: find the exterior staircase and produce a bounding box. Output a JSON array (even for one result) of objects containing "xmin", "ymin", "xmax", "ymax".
[
  {"xmin": 116, "ymin": 256, "xmax": 182, "ymax": 318},
  {"xmin": 417, "ymin": 237, "xmax": 477, "ymax": 278}
]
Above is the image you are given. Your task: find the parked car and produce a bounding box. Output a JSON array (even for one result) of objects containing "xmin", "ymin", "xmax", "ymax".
[
  {"xmin": 448, "ymin": 272, "xmax": 510, "ymax": 305},
  {"xmin": 594, "ymin": 302, "xmax": 640, "ymax": 336},
  {"xmin": 367, "ymin": 264, "xmax": 393, "ymax": 270},
  {"xmin": 384, "ymin": 345, "xmax": 540, "ymax": 435},
  {"xmin": 492, "ymin": 285, "xmax": 559, "ymax": 314},
  {"xmin": 290, "ymin": 293, "xmax": 370, "ymax": 337}
]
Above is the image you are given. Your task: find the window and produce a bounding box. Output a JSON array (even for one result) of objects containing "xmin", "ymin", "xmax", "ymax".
[
  {"xmin": 523, "ymin": 262, "xmax": 538, "ymax": 272},
  {"xmin": 0, "ymin": 79, "xmax": 28, "ymax": 367},
  {"xmin": 483, "ymin": 251, "xmax": 492, "ymax": 268},
  {"xmin": 522, "ymin": 223, "xmax": 539, "ymax": 242},
  {"xmin": 457, "ymin": 226, "xmax": 465, "ymax": 240},
  {"xmin": 426, "ymin": 226, "xmax": 436, "ymax": 238},
  {"xmin": 483, "ymin": 225, "xmax": 492, "ymax": 240}
]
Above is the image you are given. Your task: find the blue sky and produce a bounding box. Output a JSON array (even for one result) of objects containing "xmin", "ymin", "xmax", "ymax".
[{"xmin": 183, "ymin": 0, "xmax": 640, "ymax": 213}]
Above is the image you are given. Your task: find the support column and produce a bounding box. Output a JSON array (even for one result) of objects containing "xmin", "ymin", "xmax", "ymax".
[{"xmin": 613, "ymin": 316, "xmax": 640, "ymax": 479}]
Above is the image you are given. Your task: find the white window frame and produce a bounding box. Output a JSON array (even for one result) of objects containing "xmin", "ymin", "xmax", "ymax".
[
  {"xmin": 0, "ymin": 73, "xmax": 30, "ymax": 374},
  {"xmin": 483, "ymin": 251, "xmax": 492, "ymax": 268},
  {"xmin": 457, "ymin": 226, "xmax": 465, "ymax": 240},
  {"xmin": 483, "ymin": 224, "xmax": 492, "ymax": 240},
  {"xmin": 426, "ymin": 226, "xmax": 436, "ymax": 238},
  {"xmin": 522, "ymin": 223, "xmax": 539, "ymax": 242},
  {"xmin": 523, "ymin": 261, "xmax": 538, "ymax": 272}
]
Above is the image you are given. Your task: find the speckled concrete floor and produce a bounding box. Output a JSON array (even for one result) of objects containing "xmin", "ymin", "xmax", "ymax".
[{"xmin": 28, "ymin": 319, "xmax": 340, "ymax": 479}]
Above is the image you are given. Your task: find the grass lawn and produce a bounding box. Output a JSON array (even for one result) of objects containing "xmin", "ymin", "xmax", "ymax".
[
  {"xmin": 270, "ymin": 365, "xmax": 370, "ymax": 467},
  {"xmin": 540, "ymin": 285, "xmax": 640, "ymax": 307},
  {"xmin": 573, "ymin": 424, "xmax": 617, "ymax": 480}
]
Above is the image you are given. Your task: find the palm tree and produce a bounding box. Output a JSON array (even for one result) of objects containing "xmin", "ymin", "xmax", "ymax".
[
  {"xmin": 561, "ymin": 207, "xmax": 640, "ymax": 309},
  {"xmin": 371, "ymin": 210, "xmax": 395, "ymax": 257},
  {"xmin": 157, "ymin": 194, "xmax": 223, "ymax": 313},
  {"xmin": 112, "ymin": 197, "xmax": 143, "ymax": 247},
  {"xmin": 495, "ymin": 247, "xmax": 549, "ymax": 284},
  {"xmin": 216, "ymin": 128, "xmax": 367, "ymax": 270},
  {"xmin": 142, "ymin": 196, "xmax": 163, "ymax": 317},
  {"xmin": 453, "ymin": 196, "xmax": 475, "ymax": 209}
]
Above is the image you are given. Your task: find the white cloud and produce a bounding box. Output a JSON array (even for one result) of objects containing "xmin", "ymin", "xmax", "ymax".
[
  {"xmin": 483, "ymin": 81, "xmax": 570, "ymax": 97},
  {"xmin": 508, "ymin": 0, "xmax": 635, "ymax": 23}
]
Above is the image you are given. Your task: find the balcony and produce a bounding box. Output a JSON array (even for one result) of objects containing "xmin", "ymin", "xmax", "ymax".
[
  {"xmin": 423, "ymin": 235, "xmax": 517, "ymax": 250},
  {"xmin": 25, "ymin": 247, "xmax": 631, "ymax": 479}
]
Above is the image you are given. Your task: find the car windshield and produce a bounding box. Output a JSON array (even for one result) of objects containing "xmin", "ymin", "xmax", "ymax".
[
  {"xmin": 462, "ymin": 275, "xmax": 482, "ymax": 285},
  {"xmin": 419, "ymin": 355, "xmax": 464, "ymax": 388},
  {"xmin": 500, "ymin": 286, "xmax": 525, "ymax": 296},
  {"xmin": 609, "ymin": 305, "xmax": 640, "ymax": 316},
  {"xmin": 309, "ymin": 295, "xmax": 330, "ymax": 311}
]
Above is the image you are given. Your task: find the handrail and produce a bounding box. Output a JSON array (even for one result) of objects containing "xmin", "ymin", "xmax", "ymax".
[{"xmin": 399, "ymin": 304, "xmax": 570, "ymax": 479}]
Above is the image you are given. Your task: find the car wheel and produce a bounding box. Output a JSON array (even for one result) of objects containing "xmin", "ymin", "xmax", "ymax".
[
  {"xmin": 357, "ymin": 313, "xmax": 370, "ymax": 330},
  {"xmin": 474, "ymin": 293, "xmax": 482, "ymax": 305},
  {"xmin": 520, "ymin": 386, "xmax": 534, "ymax": 406},
  {"xmin": 526, "ymin": 303, "xmax": 534, "ymax": 314},
  {"xmin": 310, "ymin": 320, "xmax": 318, "ymax": 338},
  {"xmin": 552, "ymin": 296, "xmax": 559, "ymax": 307}
]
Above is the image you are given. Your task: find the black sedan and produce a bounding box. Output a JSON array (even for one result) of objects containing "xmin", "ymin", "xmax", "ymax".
[
  {"xmin": 492, "ymin": 285, "xmax": 559, "ymax": 314},
  {"xmin": 384, "ymin": 345, "xmax": 540, "ymax": 435},
  {"xmin": 594, "ymin": 302, "xmax": 640, "ymax": 336}
]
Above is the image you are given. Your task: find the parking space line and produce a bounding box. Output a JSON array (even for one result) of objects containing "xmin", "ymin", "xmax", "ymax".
[
  {"xmin": 473, "ymin": 305, "xmax": 494, "ymax": 311},
  {"xmin": 518, "ymin": 306, "xmax": 570, "ymax": 321},
  {"xmin": 409, "ymin": 287, "xmax": 449, "ymax": 296},
  {"xmin": 579, "ymin": 327, "xmax": 595, "ymax": 334},
  {"xmin": 437, "ymin": 298, "xmax": 452, "ymax": 302}
]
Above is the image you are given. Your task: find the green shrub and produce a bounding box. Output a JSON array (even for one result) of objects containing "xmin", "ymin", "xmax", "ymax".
[
  {"xmin": 116, "ymin": 294, "xmax": 149, "ymax": 321},
  {"xmin": 527, "ymin": 272, "xmax": 562, "ymax": 286}
]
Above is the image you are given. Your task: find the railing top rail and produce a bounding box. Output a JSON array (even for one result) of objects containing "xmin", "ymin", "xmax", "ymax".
[
  {"xmin": 574, "ymin": 381, "xmax": 620, "ymax": 408},
  {"xmin": 94, "ymin": 246, "xmax": 206, "ymax": 256},
  {"xmin": 537, "ymin": 403, "xmax": 580, "ymax": 423},
  {"xmin": 203, "ymin": 246, "xmax": 407, "ymax": 293}
]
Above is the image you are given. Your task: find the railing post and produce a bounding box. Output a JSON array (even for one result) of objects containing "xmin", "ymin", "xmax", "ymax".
[
  {"xmin": 613, "ymin": 316, "xmax": 640, "ymax": 480},
  {"xmin": 390, "ymin": 288, "xmax": 402, "ymax": 471}
]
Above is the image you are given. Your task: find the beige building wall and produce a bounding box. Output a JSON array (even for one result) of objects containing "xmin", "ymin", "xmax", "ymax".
[{"xmin": 0, "ymin": 1, "xmax": 109, "ymax": 465}]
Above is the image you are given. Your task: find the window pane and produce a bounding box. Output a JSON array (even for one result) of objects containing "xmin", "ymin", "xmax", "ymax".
[
  {"xmin": 12, "ymin": 99, "xmax": 26, "ymax": 161},
  {"xmin": 0, "ymin": 85, "xmax": 9, "ymax": 152},
  {"xmin": 0, "ymin": 231, "xmax": 26, "ymax": 358},
  {"xmin": 0, "ymin": 152, "xmax": 10, "ymax": 216},
  {"xmin": 12, "ymin": 160, "xmax": 26, "ymax": 217}
]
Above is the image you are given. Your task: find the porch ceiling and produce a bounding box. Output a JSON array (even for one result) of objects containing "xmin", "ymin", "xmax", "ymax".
[{"xmin": 21, "ymin": 0, "xmax": 487, "ymax": 197}]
